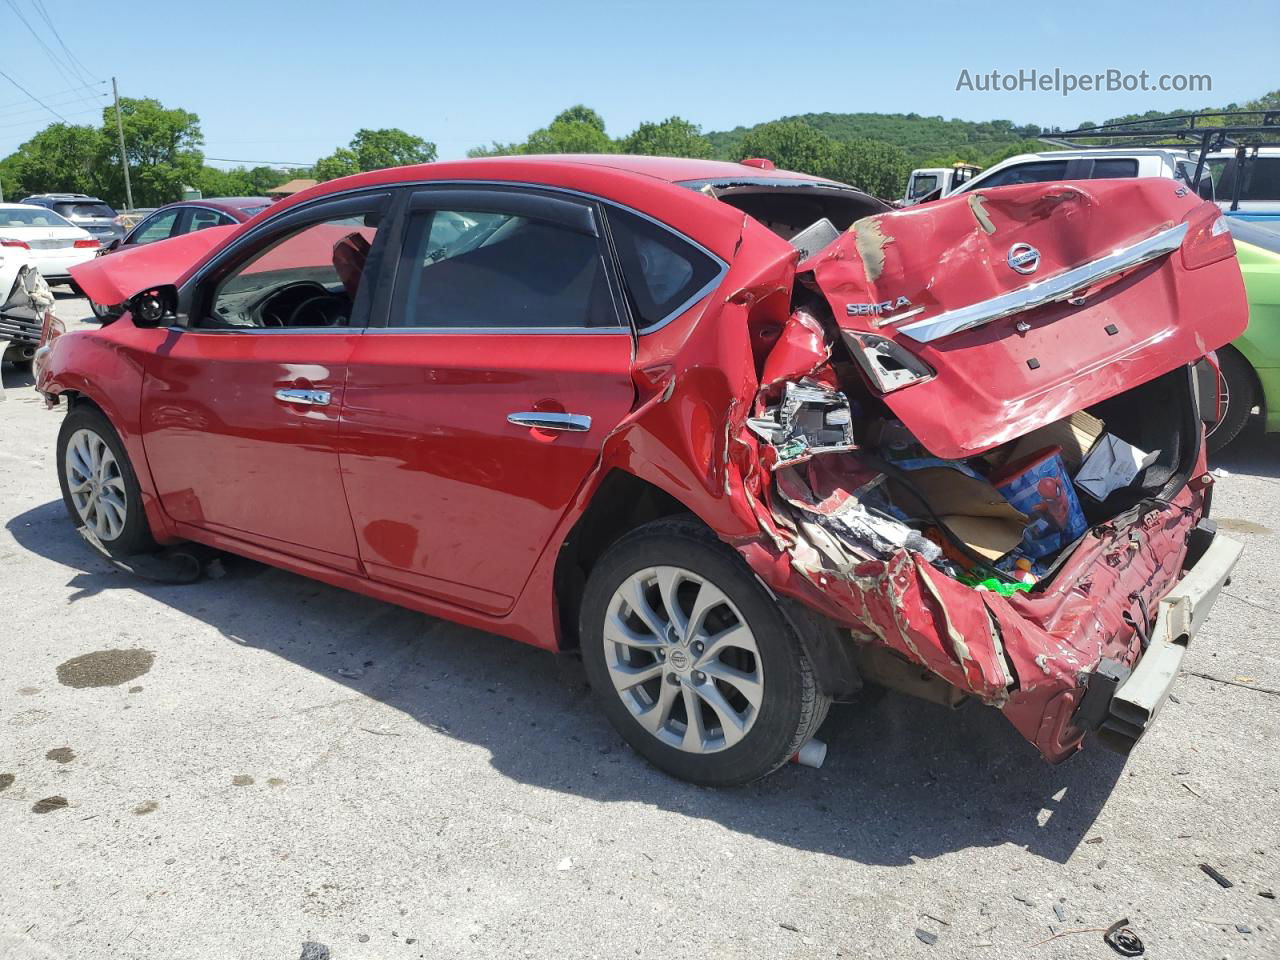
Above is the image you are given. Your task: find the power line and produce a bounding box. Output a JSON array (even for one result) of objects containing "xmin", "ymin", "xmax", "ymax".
[
  {"xmin": 0, "ymin": 90, "xmax": 109, "ymax": 122},
  {"xmin": 3, "ymin": 0, "xmax": 103, "ymax": 111},
  {"xmin": 206, "ymin": 156, "xmax": 316, "ymax": 167},
  {"xmin": 0, "ymin": 105, "xmax": 103, "ymax": 131},
  {"xmin": 0, "ymin": 79, "xmax": 108, "ymax": 114},
  {"xmin": 0, "ymin": 68, "xmax": 69, "ymax": 122},
  {"xmin": 32, "ymin": 0, "xmax": 101, "ymax": 86}
]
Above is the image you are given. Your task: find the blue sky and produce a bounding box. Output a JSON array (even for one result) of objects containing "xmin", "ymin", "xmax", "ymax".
[{"xmin": 2, "ymin": 0, "xmax": 1276, "ymax": 166}]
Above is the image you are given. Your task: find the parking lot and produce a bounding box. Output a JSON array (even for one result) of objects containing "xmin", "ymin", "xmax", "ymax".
[{"xmin": 2, "ymin": 294, "xmax": 1277, "ymax": 959}]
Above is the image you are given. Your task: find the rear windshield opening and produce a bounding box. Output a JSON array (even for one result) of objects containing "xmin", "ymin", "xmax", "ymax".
[
  {"xmin": 679, "ymin": 179, "xmax": 890, "ymax": 254},
  {"xmin": 54, "ymin": 202, "xmax": 116, "ymax": 219}
]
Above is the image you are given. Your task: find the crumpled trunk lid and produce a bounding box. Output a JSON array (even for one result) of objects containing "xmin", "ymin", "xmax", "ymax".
[{"xmin": 809, "ymin": 179, "xmax": 1248, "ymax": 459}]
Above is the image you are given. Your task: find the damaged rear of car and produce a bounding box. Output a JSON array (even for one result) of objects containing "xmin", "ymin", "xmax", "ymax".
[{"xmin": 646, "ymin": 175, "xmax": 1246, "ymax": 769}]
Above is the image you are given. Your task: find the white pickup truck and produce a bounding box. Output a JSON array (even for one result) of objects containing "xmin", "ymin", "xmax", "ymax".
[{"xmin": 937, "ymin": 145, "xmax": 1280, "ymax": 220}]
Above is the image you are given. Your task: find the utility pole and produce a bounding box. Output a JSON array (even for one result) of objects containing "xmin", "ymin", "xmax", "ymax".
[{"xmin": 112, "ymin": 76, "xmax": 133, "ymax": 210}]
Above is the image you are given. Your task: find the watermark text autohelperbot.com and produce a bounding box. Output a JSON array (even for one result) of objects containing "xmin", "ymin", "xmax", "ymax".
[{"xmin": 956, "ymin": 68, "xmax": 1212, "ymax": 96}]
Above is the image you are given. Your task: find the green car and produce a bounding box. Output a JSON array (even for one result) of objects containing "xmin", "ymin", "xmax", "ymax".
[{"xmin": 1209, "ymin": 219, "xmax": 1280, "ymax": 452}]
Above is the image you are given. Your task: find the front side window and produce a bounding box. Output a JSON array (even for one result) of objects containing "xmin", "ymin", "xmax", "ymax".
[
  {"xmin": 203, "ymin": 212, "xmax": 381, "ymax": 329},
  {"xmin": 977, "ymin": 160, "xmax": 1070, "ymax": 189},
  {"xmin": 1211, "ymin": 156, "xmax": 1280, "ymax": 202},
  {"xmin": 390, "ymin": 207, "xmax": 616, "ymax": 329},
  {"xmin": 130, "ymin": 210, "xmax": 180, "ymax": 245},
  {"xmin": 605, "ymin": 206, "xmax": 721, "ymax": 330}
]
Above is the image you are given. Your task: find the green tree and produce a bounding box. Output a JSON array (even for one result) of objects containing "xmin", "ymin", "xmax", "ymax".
[
  {"xmin": 0, "ymin": 123, "xmax": 104, "ymax": 198},
  {"xmin": 553, "ymin": 105, "xmax": 606, "ymax": 131},
  {"xmin": 832, "ymin": 138, "xmax": 912, "ymax": 198},
  {"xmin": 619, "ymin": 116, "xmax": 713, "ymax": 158},
  {"xmin": 312, "ymin": 129, "xmax": 436, "ymax": 181},
  {"xmin": 94, "ymin": 97, "xmax": 204, "ymax": 206},
  {"xmin": 734, "ymin": 121, "xmax": 842, "ymax": 178},
  {"xmin": 313, "ymin": 146, "xmax": 360, "ymax": 181},
  {"xmin": 524, "ymin": 116, "xmax": 614, "ymax": 154},
  {"xmin": 351, "ymin": 128, "xmax": 437, "ymax": 170}
]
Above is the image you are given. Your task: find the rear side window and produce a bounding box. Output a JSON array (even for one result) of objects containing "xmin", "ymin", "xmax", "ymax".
[
  {"xmin": 1087, "ymin": 158, "xmax": 1138, "ymax": 178},
  {"xmin": 391, "ymin": 208, "xmax": 618, "ymax": 329},
  {"xmin": 190, "ymin": 209, "xmax": 231, "ymax": 231},
  {"xmin": 976, "ymin": 160, "xmax": 1070, "ymax": 189},
  {"xmin": 605, "ymin": 206, "xmax": 721, "ymax": 331}
]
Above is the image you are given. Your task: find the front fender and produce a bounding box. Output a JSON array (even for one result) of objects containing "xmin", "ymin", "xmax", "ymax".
[{"xmin": 39, "ymin": 325, "xmax": 179, "ymax": 544}]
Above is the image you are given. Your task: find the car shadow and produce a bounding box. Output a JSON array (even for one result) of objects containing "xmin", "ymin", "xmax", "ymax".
[
  {"xmin": 1211, "ymin": 422, "xmax": 1280, "ymax": 480},
  {"xmin": 6, "ymin": 499, "xmax": 1126, "ymax": 867},
  {"xmin": 1, "ymin": 360, "xmax": 36, "ymax": 391}
]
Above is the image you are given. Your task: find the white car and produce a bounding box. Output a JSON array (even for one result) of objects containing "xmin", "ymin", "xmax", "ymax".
[
  {"xmin": 943, "ymin": 147, "xmax": 1210, "ymax": 197},
  {"xmin": 1, "ymin": 202, "xmax": 101, "ymax": 299}
]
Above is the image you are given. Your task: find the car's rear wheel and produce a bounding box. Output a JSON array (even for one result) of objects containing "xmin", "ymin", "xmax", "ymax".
[
  {"xmin": 56, "ymin": 405, "xmax": 155, "ymax": 557},
  {"xmin": 1206, "ymin": 347, "xmax": 1257, "ymax": 454},
  {"xmin": 580, "ymin": 518, "xmax": 829, "ymax": 786}
]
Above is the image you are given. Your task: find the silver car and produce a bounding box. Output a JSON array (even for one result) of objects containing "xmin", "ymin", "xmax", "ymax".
[{"xmin": 19, "ymin": 194, "xmax": 125, "ymax": 248}]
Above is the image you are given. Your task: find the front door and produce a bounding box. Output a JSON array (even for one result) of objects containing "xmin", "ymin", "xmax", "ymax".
[
  {"xmin": 140, "ymin": 191, "xmax": 391, "ymax": 569},
  {"xmin": 340, "ymin": 187, "xmax": 636, "ymax": 613}
]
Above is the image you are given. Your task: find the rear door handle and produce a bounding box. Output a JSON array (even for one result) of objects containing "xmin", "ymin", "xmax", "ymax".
[
  {"xmin": 507, "ymin": 412, "xmax": 592, "ymax": 432},
  {"xmin": 275, "ymin": 388, "xmax": 331, "ymax": 406}
]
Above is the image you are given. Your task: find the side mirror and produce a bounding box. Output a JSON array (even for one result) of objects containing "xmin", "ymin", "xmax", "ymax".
[
  {"xmin": 1197, "ymin": 177, "xmax": 1215, "ymax": 201},
  {"xmin": 126, "ymin": 285, "xmax": 181, "ymax": 328},
  {"xmin": 103, "ymin": 238, "xmax": 121, "ymax": 253}
]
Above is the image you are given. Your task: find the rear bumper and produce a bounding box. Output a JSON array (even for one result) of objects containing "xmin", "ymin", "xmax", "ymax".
[{"xmin": 1096, "ymin": 529, "xmax": 1242, "ymax": 752}]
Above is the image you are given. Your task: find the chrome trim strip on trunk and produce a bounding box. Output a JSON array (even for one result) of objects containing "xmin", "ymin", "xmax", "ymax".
[{"xmin": 896, "ymin": 221, "xmax": 1190, "ymax": 344}]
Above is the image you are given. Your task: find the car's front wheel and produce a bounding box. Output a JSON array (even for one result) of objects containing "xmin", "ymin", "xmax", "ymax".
[
  {"xmin": 580, "ymin": 518, "xmax": 829, "ymax": 786},
  {"xmin": 56, "ymin": 405, "xmax": 155, "ymax": 557}
]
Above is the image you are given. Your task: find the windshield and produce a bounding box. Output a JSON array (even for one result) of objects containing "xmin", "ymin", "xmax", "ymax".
[
  {"xmin": 53, "ymin": 201, "xmax": 117, "ymax": 219},
  {"xmin": 1208, "ymin": 156, "xmax": 1280, "ymax": 202},
  {"xmin": 1, "ymin": 208, "xmax": 73, "ymax": 228}
]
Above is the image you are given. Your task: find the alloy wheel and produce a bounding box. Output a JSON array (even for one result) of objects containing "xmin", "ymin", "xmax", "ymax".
[
  {"xmin": 602, "ymin": 566, "xmax": 763, "ymax": 753},
  {"xmin": 64, "ymin": 427, "xmax": 128, "ymax": 541}
]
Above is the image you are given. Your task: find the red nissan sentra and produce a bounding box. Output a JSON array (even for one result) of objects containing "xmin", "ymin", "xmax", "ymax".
[{"xmin": 35, "ymin": 155, "xmax": 1246, "ymax": 785}]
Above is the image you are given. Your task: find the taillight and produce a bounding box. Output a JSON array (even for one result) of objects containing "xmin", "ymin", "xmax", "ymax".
[
  {"xmin": 73, "ymin": 238, "xmax": 100, "ymax": 249},
  {"xmin": 1180, "ymin": 203, "xmax": 1235, "ymax": 270},
  {"xmin": 841, "ymin": 330, "xmax": 935, "ymax": 393},
  {"xmin": 1, "ymin": 238, "xmax": 30, "ymax": 249}
]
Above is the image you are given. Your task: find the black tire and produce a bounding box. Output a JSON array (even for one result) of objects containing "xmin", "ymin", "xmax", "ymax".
[
  {"xmin": 56, "ymin": 404, "xmax": 156, "ymax": 558},
  {"xmin": 1206, "ymin": 347, "xmax": 1257, "ymax": 454},
  {"xmin": 579, "ymin": 518, "xmax": 830, "ymax": 787}
]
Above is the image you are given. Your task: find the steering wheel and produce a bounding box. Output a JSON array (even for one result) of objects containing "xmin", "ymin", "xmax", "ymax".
[{"xmin": 285, "ymin": 292, "xmax": 346, "ymax": 328}]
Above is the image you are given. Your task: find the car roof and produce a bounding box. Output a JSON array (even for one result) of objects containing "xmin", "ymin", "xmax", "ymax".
[
  {"xmin": 152, "ymin": 197, "xmax": 271, "ymax": 215},
  {"xmin": 0, "ymin": 202, "xmax": 54, "ymax": 211},
  {"xmin": 304, "ymin": 155, "xmax": 831, "ymax": 195}
]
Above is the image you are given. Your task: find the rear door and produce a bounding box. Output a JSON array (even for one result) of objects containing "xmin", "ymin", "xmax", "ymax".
[
  {"xmin": 340, "ymin": 186, "xmax": 635, "ymax": 614},
  {"xmin": 140, "ymin": 191, "xmax": 391, "ymax": 569}
]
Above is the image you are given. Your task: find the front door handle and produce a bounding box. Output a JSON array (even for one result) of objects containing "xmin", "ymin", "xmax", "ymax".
[
  {"xmin": 507, "ymin": 411, "xmax": 591, "ymax": 432},
  {"xmin": 275, "ymin": 388, "xmax": 331, "ymax": 406}
]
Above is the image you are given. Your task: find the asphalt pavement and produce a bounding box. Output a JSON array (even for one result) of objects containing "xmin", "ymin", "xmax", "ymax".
[{"xmin": 1, "ymin": 293, "xmax": 1277, "ymax": 959}]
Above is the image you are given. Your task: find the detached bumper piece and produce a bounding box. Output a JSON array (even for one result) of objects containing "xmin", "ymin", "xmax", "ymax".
[{"xmin": 1094, "ymin": 526, "xmax": 1242, "ymax": 754}]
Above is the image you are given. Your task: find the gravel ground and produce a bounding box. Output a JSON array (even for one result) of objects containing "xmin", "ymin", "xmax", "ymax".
[{"xmin": 2, "ymin": 293, "xmax": 1277, "ymax": 960}]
